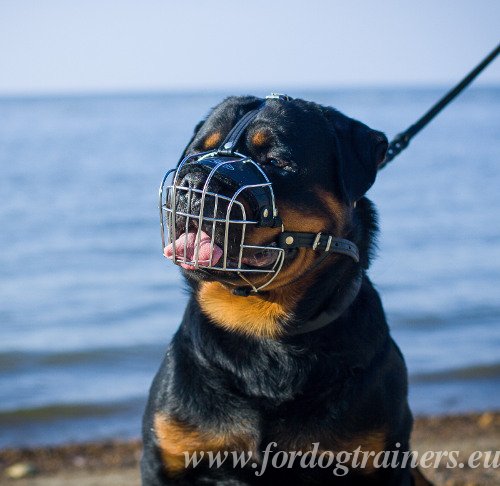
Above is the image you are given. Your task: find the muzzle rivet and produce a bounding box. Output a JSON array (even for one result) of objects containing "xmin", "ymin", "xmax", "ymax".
[
  {"xmin": 285, "ymin": 236, "xmax": 294, "ymax": 245},
  {"xmin": 263, "ymin": 208, "xmax": 269, "ymax": 218},
  {"xmin": 223, "ymin": 142, "xmax": 233, "ymax": 150}
]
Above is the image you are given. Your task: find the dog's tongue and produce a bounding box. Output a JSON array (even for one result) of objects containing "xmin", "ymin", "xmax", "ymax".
[{"xmin": 164, "ymin": 231, "xmax": 222, "ymax": 270}]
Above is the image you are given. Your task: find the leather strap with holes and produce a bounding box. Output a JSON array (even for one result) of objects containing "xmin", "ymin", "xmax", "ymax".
[{"xmin": 278, "ymin": 231, "xmax": 360, "ymax": 263}]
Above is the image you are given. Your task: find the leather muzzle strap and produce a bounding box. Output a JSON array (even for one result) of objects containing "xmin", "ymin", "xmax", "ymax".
[{"xmin": 278, "ymin": 231, "xmax": 360, "ymax": 263}]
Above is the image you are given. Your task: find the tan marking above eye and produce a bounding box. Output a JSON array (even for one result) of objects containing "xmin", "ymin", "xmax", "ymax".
[
  {"xmin": 202, "ymin": 132, "xmax": 222, "ymax": 150},
  {"xmin": 251, "ymin": 130, "xmax": 270, "ymax": 147}
]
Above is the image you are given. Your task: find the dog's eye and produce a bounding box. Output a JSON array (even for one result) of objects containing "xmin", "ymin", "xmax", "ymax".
[
  {"xmin": 266, "ymin": 158, "xmax": 283, "ymax": 167},
  {"xmin": 263, "ymin": 158, "xmax": 296, "ymax": 172}
]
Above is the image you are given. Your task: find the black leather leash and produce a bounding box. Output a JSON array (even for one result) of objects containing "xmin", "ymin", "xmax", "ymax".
[{"xmin": 380, "ymin": 43, "xmax": 500, "ymax": 169}]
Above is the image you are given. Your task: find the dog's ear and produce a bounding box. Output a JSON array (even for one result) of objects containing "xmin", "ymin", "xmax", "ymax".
[
  {"xmin": 176, "ymin": 119, "xmax": 205, "ymax": 166},
  {"xmin": 326, "ymin": 109, "xmax": 388, "ymax": 204}
]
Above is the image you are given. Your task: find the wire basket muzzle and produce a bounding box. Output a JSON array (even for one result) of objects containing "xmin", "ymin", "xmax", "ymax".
[{"xmin": 159, "ymin": 152, "xmax": 285, "ymax": 289}]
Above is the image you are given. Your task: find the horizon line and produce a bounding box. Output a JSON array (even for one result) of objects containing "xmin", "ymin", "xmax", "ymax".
[{"xmin": 1, "ymin": 83, "xmax": 499, "ymax": 101}]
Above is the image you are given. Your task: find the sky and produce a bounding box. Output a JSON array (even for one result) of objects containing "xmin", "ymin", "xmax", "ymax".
[{"xmin": 0, "ymin": 0, "xmax": 499, "ymax": 96}]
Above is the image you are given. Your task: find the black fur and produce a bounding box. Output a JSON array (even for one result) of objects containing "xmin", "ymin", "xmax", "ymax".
[{"xmin": 142, "ymin": 96, "xmax": 426, "ymax": 485}]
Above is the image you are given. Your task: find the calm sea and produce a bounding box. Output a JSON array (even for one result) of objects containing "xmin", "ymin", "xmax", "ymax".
[{"xmin": 0, "ymin": 88, "xmax": 499, "ymax": 447}]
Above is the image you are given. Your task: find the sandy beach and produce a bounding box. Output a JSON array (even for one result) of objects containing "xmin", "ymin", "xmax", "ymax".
[{"xmin": 1, "ymin": 412, "xmax": 498, "ymax": 485}]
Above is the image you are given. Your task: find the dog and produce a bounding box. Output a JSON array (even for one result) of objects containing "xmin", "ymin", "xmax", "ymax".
[{"xmin": 142, "ymin": 95, "xmax": 432, "ymax": 485}]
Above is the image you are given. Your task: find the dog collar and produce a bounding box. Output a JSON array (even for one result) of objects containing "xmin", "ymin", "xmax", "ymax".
[{"xmin": 287, "ymin": 274, "xmax": 362, "ymax": 335}]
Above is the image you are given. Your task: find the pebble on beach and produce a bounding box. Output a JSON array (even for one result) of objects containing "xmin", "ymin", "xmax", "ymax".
[{"xmin": 5, "ymin": 462, "xmax": 37, "ymax": 479}]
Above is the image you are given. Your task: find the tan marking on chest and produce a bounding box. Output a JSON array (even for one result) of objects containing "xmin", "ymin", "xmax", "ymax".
[
  {"xmin": 154, "ymin": 413, "xmax": 256, "ymax": 475},
  {"xmin": 198, "ymin": 281, "xmax": 296, "ymax": 338}
]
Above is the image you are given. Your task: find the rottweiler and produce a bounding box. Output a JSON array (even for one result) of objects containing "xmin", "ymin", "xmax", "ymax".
[{"xmin": 142, "ymin": 95, "xmax": 433, "ymax": 485}]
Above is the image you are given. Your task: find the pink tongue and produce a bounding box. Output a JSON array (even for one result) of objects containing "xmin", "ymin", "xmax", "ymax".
[{"xmin": 164, "ymin": 231, "xmax": 223, "ymax": 270}]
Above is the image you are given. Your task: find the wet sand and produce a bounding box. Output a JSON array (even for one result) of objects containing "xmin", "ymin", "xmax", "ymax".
[{"xmin": 1, "ymin": 412, "xmax": 499, "ymax": 485}]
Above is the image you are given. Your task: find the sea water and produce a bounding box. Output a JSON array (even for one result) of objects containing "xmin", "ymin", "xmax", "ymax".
[{"xmin": 0, "ymin": 88, "xmax": 499, "ymax": 446}]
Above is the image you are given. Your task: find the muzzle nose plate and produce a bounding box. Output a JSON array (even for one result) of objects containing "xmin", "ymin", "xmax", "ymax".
[{"xmin": 179, "ymin": 154, "xmax": 278, "ymax": 227}]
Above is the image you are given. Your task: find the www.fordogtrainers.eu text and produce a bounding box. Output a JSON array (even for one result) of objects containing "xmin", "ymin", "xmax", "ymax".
[{"xmin": 184, "ymin": 442, "xmax": 500, "ymax": 476}]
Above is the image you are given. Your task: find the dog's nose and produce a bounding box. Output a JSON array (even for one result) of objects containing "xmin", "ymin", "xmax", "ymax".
[
  {"xmin": 179, "ymin": 170, "xmax": 207, "ymax": 191},
  {"xmin": 174, "ymin": 167, "xmax": 245, "ymax": 228},
  {"xmin": 175, "ymin": 171, "xmax": 219, "ymax": 221}
]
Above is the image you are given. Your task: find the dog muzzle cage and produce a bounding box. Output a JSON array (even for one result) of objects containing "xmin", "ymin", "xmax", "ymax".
[
  {"xmin": 159, "ymin": 150, "xmax": 286, "ymax": 292},
  {"xmin": 159, "ymin": 94, "xmax": 361, "ymax": 295}
]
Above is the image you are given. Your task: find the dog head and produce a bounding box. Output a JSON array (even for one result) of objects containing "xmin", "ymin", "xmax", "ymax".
[{"xmin": 164, "ymin": 95, "xmax": 387, "ymax": 294}]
